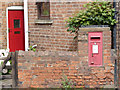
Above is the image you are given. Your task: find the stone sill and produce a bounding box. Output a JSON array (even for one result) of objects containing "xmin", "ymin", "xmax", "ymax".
[{"xmin": 35, "ymin": 19, "xmax": 53, "ymax": 24}]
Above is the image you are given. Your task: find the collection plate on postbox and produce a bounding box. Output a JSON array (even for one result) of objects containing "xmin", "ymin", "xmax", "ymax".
[
  {"xmin": 92, "ymin": 44, "xmax": 98, "ymax": 53},
  {"xmin": 88, "ymin": 32, "xmax": 103, "ymax": 66}
]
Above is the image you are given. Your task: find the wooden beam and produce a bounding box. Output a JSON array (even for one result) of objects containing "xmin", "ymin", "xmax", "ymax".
[
  {"xmin": 12, "ymin": 51, "xmax": 18, "ymax": 88},
  {"xmin": 0, "ymin": 75, "xmax": 12, "ymax": 80}
]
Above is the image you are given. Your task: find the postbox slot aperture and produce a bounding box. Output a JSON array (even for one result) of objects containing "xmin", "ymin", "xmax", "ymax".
[{"xmin": 91, "ymin": 37, "xmax": 100, "ymax": 39}]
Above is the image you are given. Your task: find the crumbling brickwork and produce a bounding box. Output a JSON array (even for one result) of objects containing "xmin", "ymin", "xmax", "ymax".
[{"xmin": 18, "ymin": 27, "xmax": 115, "ymax": 88}]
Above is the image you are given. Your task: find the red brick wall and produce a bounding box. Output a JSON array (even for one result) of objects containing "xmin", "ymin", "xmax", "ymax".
[
  {"xmin": 115, "ymin": 2, "xmax": 120, "ymax": 88},
  {"xmin": 0, "ymin": 1, "xmax": 86, "ymax": 51},
  {"xmin": 28, "ymin": 2, "xmax": 85, "ymax": 51},
  {"xmin": 18, "ymin": 27, "xmax": 115, "ymax": 88}
]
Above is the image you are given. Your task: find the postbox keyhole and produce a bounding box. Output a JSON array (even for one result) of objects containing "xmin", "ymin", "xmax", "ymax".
[{"xmin": 92, "ymin": 53, "xmax": 93, "ymax": 57}]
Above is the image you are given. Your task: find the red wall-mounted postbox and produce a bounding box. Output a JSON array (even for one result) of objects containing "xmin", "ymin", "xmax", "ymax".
[{"xmin": 88, "ymin": 32, "xmax": 103, "ymax": 66}]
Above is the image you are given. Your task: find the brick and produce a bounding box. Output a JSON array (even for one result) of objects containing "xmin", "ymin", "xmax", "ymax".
[
  {"xmin": 11, "ymin": 2, "xmax": 114, "ymax": 88},
  {"xmin": 84, "ymin": 76, "xmax": 92, "ymax": 79}
]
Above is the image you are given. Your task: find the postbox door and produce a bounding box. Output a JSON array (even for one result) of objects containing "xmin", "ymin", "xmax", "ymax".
[{"xmin": 88, "ymin": 32, "xmax": 103, "ymax": 66}]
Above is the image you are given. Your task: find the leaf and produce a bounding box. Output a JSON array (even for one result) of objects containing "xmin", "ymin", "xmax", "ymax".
[
  {"xmin": 83, "ymin": 4, "xmax": 86, "ymax": 8},
  {"xmin": 102, "ymin": 5, "xmax": 106, "ymax": 8},
  {"xmin": 33, "ymin": 48, "xmax": 36, "ymax": 52},
  {"xmin": 67, "ymin": 28, "xmax": 71, "ymax": 32},
  {"xmin": 102, "ymin": 13, "xmax": 106, "ymax": 16},
  {"xmin": 82, "ymin": 19, "xmax": 85, "ymax": 21},
  {"xmin": 112, "ymin": 8, "xmax": 115, "ymax": 11},
  {"xmin": 111, "ymin": 23, "xmax": 114, "ymax": 25},
  {"xmin": 74, "ymin": 36, "xmax": 77, "ymax": 39}
]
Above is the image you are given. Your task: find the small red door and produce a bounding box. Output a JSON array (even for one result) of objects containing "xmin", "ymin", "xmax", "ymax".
[{"xmin": 8, "ymin": 10, "xmax": 25, "ymax": 52}]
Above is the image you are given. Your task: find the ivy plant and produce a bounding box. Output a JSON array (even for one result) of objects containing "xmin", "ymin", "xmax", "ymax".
[
  {"xmin": 29, "ymin": 46, "xmax": 36, "ymax": 52},
  {"xmin": 61, "ymin": 75, "xmax": 74, "ymax": 88},
  {"xmin": 66, "ymin": 1, "xmax": 117, "ymax": 36}
]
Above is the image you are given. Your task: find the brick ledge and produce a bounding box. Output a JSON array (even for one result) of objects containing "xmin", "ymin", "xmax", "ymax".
[{"xmin": 35, "ymin": 19, "xmax": 53, "ymax": 24}]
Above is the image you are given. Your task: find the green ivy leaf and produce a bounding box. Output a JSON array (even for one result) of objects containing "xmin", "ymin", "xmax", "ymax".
[
  {"xmin": 67, "ymin": 28, "xmax": 71, "ymax": 32},
  {"xmin": 33, "ymin": 48, "xmax": 36, "ymax": 52},
  {"xmin": 74, "ymin": 36, "xmax": 77, "ymax": 39},
  {"xmin": 111, "ymin": 22, "xmax": 114, "ymax": 25},
  {"xmin": 112, "ymin": 8, "xmax": 115, "ymax": 11},
  {"xmin": 66, "ymin": 1, "xmax": 117, "ymax": 38}
]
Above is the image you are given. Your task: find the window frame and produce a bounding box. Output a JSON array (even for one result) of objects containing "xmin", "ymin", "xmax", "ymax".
[{"xmin": 36, "ymin": 2, "xmax": 50, "ymax": 20}]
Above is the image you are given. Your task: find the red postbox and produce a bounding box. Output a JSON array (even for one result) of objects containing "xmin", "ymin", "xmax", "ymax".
[{"xmin": 88, "ymin": 32, "xmax": 103, "ymax": 66}]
